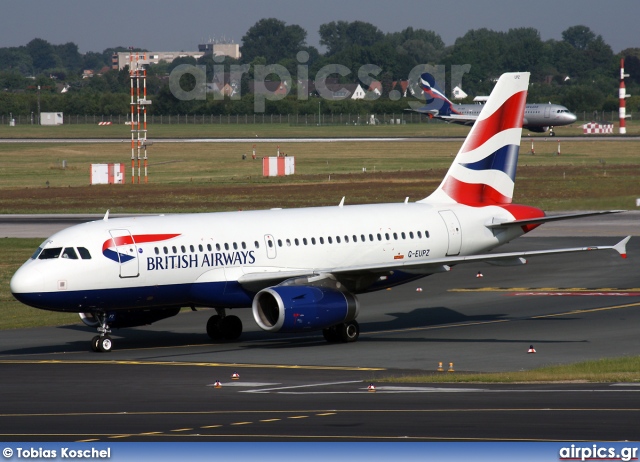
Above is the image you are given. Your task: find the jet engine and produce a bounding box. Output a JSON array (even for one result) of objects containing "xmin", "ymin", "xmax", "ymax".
[
  {"xmin": 79, "ymin": 307, "xmax": 181, "ymax": 329},
  {"xmin": 252, "ymin": 285, "xmax": 359, "ymax": 333}
]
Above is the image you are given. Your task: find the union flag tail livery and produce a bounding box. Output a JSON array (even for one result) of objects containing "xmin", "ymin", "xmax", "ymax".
[
  {"xmin": 422, "ymin": 72, "xmax": 528, "ymax": 206},
  {"xmin": 10, "ymin": 72, "xmax": 629, "ymax": 352}
]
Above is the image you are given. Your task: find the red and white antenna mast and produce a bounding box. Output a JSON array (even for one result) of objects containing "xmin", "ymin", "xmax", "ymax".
[{"xmin": 619, "ymin": 58, "xmax": 630, "ymax": 135}]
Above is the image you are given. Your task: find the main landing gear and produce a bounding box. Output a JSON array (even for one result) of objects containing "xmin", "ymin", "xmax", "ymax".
[
  {"xmin": 206, "ymin": 308, "xmax": 243, "ymax": 341},
  {"xmin": 90, "ymin": 313, "xmax": 112, "ymax": 353},
  {"xmin": 322, "ymin": 320, "xmax": 360, "ymax": 343}
]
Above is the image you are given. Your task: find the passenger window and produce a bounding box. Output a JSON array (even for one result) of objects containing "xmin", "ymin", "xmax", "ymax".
[
  {"xmin": 190, "ymin": 245, "xmax": 195, "ymax": 252},
  {"xmin": 369, "ymin": 234, "xmax": 374, "ymax": 241},
  {"xmin": 294, "ymin": 238, "xmax": 299, "ymax": 246},
  {"xmin": 345, "ymin": 236, "xmax": 349, "ymax": 243},
  {"xmin": 327, "ymin": 237, "xmax": 332, "ymax": 244},
  {"xmin": 216, "ymin": 244, "xmax": 221, "ymax": 251},
  {"xmin": 409, "ymin": 232, "xmax": 414, "ymax": 239},
  {"xmin": 319, "ymin": 237, "xmax": 325, "ymax": 244},
  {"xmin": 286, "ymin": 239, "xmax": 291, "ymax": 247},
  {"xmin": 242, "ymin": 242, "xmax": 247, "ymax": 250},
  {"xmin": 401, "ymin": 232, "xmax": 406, "ymax": 239},
  {"xmin": 198, "ymin": 244, "xmax": 203, "ymax": 252},
  {"xmin": 172, "ymin": 246, "xmax": 177, "ymax": 253},
  {"xmin": 385, "ymin": 233, "xmax": 390, "ymax": 240},
  {"xmin": 277, "ymin": 239, "xmax": 282, "ymax": 247},
  {"xmin": 417, "ymin": 231, "xmax": 422, "ymax": 238},
  {"xmin": 163, "ymin": 246, "xmax": 168, "ymax": 255},
  {"xmin": 303, "ymin": 238, "xmax": 308, "ymax": 245},
  {"xmin": 254, "ymin": 241, "xmax": 260, "ymax": 249},
  {"xmin": 181, "ymin": 245, "xmax": 186, "ymax": 253},
  {"xmin": 39, "ymin": 248, "xmax": 62, "ymax": 259},
  {"xmin": 377, "ymin": 234, "xmax": 382, "ymax": 241},
  {"xmin": 62, "ymin": 247, "xmax": 78, "ymax": 259},
  {"xmin": 224, "ymin": 243, "xmax": 229, "ymax": 250},
  {"xmin": 268, "ymin": 240, "xmax": 273, "ymax": 248},
  {"xmin": 207, "ymin": 244, "xmax": 212, "ymax": 251},
  {"xmin": 77, "ymin": 247, "xmax": 92, "ymax": 259},
  {"xmin": 393, "ymin": 233, "xmax": 398, "ymax": 240},
  {"xmin": 425, "ymin": 231, "xmax": 430, "ymax": 238},
  {"xmin": 154, "ymin": 247, "xmax": 160, "ymax": 255},
  {"xmin": 311, "ymin": 237, "xmax": 316, "ymax": 245},
  {"xmin": 233, "ymin": 242, "xmax": 238, "ymax": 250},
  {"xmin": 336, "ymin": 236, "xmax": 341, "ymax": 244}
]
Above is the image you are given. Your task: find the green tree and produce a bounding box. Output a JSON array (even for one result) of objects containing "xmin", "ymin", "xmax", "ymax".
[
  {"xmin": 319, "ymin": 21, "xmax": 384, "ymax": 56},
  {"xmin": 26, "ymin": 38, "xmax": 60, "ymax": 73},
  {"xmin": 562, "ymin": 25, "xmax": 596, "ymax": 50},
  {"xmin": 240, "ymin": 18, "xmax": 307, "ymax": 64}
]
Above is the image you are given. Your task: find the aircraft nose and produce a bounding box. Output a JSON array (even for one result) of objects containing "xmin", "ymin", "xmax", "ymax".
[
  {"xmin": 567, "ymin": 112, "xmax": 577, "ymax": 123},
  {"xmin": 10, "ymin": 264, "xmax": 44, "ymax": 302}
]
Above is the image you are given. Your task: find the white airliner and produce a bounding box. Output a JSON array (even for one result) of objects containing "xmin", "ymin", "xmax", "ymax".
[
  {"xmin": 413, "ymin": 72, "xmax": 577, "ymax": 136},
  {"xmin": 10, "ymin": 72, "xmax": 629, "ymax": 353}
]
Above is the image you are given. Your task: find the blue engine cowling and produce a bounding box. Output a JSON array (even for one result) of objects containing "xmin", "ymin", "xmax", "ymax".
[{"xmin": 252, "ymin": 285, "xmax": 359, "ymax": 333}]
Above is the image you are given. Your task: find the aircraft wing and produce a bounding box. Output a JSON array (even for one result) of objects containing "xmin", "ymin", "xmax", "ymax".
[
  {"xmin": 238, "ymin": 236, "xmax": 630, "ymax": 291},
  {"xmin": 408, "ymin": 107, "xmax": 477, "ymax": 126},
  {"xmin": 486, "ymin": 210, "xmax": 627, "ymax": 229}
]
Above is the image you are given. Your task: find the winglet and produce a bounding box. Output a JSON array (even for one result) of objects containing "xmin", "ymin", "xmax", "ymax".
[
  {"xmin": 613, "ymin": 236, "xmax": 631, "ymax": 259},
  {"xmin": 103, "ymin": 209, "xmax": 110, "ymax": 221},
  {"xmin": 339, "ymin": 197, "xmax": 345, "ymax": 208}
]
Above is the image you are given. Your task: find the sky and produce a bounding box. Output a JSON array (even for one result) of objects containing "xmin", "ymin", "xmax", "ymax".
[{"xmin": 1, "ymin": 0, "xmax": 638, "ymax": 54}]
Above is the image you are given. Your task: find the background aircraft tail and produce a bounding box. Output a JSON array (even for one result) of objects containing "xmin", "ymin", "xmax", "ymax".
[
  {"xmin": 419, "ymin": 73, "xmax": 456, "ymax": 116},
  {"xmin": 420, "ymin": 72, "xmax": 530, "ymax": 206}
]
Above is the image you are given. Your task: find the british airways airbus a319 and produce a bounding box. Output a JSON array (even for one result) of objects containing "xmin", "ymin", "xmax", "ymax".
[{"xmin": 10, "ymin": 72, "xmax": 629, "ymax": 352}]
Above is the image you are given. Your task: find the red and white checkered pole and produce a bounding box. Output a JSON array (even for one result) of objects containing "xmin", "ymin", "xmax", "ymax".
[{"xmin": 620, "ymin": 58, "xmax": 630, "ymax": 135}]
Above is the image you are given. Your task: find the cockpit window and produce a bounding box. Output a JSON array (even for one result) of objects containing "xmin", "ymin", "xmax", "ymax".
[
  {"xmin": 31, "ymin": 247, "xmax": 43, "ymax": 260},
  {"xmin": 38, "ymin": 247, "xmax": 63, "ymax": 259},
  {"xmin": 62, "ymin": 247, "xmax": 78, "ymax": 259},
  {"xmin": 77, "ymin": 247, "xmax": 91, "ymax": 259}
]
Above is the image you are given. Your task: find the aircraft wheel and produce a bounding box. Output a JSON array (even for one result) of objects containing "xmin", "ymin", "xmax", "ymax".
[
  {"xmin": 91, "ymin": 335, "xmax": 101, "ymax": 352},
  {"xmin": 220, "ymin": 315, "xmax": 243, "ymax": 341},
  {"xmin": 338, "ymin": 320, "xmax": 360, "ymax": 343},
  {"xmin": 549, "ymin": 130, "xmax": 556, "ymax": 137},
  {"xmin": 322, "ymin": 326, "xmax": 340, "ymax": 343},
  {"xmin": 206, "ymin": 315, "xmax": 222, "ymax": 340},
  {"xmin": 98, "ymin": 336, "xmax": 113, "ymax": 353}
]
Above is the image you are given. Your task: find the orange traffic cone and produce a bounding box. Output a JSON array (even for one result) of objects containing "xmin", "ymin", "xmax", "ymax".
[{"xmin": 527, "ymin": 345, "xmax": 536, "ymax": 354}]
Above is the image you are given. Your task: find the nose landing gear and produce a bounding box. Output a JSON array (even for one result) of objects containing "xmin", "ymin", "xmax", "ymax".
[{"xmin": 90, "ymin": 313, "xmax": 112, "ymax": 352}]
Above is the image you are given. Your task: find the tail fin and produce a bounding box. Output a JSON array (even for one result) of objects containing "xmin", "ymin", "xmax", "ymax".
[
  {"xmin": 419, "ymin": 73, "xmax": 456, "ymax": 116},
  {"xmin": 420, "ymin": 72, "xmax": 530, "ymax": 206}
]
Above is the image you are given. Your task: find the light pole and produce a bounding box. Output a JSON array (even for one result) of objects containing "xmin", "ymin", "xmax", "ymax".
[{"xmin": 37, "ymin": 85, "xmax": 41, "ymax": 125}]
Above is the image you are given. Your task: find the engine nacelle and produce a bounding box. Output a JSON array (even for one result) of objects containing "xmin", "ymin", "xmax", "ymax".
[
  {"xmin": 79, "ymin": 307, "xmax": 181, "ymax": 329},
  {"xmin": 252, "ymin": 285, "xmax": 359, "ymax": 333}
]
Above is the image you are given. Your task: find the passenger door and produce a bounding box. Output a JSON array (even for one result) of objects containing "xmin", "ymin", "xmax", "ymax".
[{"xmin": 109, "ymin": 229, "xmax": 139, "ymax": 278}]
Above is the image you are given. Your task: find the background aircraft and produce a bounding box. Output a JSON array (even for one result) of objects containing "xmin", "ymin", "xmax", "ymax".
[
  {"xmin": 412, "ymin": 73, "xmax": 577, "ymax": 136},
  {"xmin": 10, "ymin": 72, "xmax": 627, "ymax": 352}
]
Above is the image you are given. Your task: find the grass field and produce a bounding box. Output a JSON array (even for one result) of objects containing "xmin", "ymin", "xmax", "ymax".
[
  {"xmin": 1, "ymin": 118, "xmax": 639, "ymax": 139},
  {"xmin": 1, "ymin": 137, "xmax": 639, "ymax": 213}
]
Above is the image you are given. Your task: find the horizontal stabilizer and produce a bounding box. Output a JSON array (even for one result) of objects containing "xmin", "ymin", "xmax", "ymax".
[{"xmin": 487, "ymin": 210, "xmax": 626, "ymax": 229}]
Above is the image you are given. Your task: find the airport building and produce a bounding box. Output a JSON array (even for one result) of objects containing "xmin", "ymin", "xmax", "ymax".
[{"xmin": 111, "ymin": 43, "xmax": 241, "ymax": 70}]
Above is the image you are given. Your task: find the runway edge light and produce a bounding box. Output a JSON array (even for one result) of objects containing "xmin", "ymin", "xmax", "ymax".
[{"xmin": 528, "ymin": 345, "xmax": 537, "ymax": 354}]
